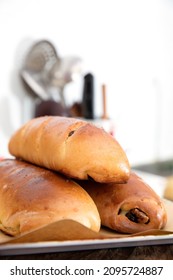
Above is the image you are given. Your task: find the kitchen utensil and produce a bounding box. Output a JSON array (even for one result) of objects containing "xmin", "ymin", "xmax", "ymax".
[
  {"xmin": 48, "ymin": 56, "xmax": 83, "ymax": 107},
  {"xmin": 20, "ymin": 39, "xmax": 60, "ymax": 100},
  {"xmin": 101, "ymin": 84, "xmax": 108, "ymax": 119},
  {"xmin": 20, "ymin": 40, "xmax": 82, "ymax": 117}
]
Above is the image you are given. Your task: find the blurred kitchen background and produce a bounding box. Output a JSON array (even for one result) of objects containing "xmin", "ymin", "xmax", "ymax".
[{"xmin": 1, "ymin": 0, "xmax": 173, "ymax": 169}]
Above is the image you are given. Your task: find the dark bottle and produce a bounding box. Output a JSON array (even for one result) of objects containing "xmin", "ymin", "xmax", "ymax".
[{"xmin": 82, "ymin": 73, "xmax": 94, "ymax": 119}]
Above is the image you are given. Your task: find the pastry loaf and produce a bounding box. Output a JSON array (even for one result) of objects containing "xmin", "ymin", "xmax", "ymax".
[
  {"xmin": 78, "ymin": 173, "xmax": 167, "ymax": 234},
  {"xmin": 164, "ymin": 176, "xmax": 173, "ymax": 201},
  {"xmin": 8, "ymin": 116, "xmax": 130, "ymax": 183},
  {"xmin": 0, "ymin": 159, "xmax": 100, "ymax": 236}
]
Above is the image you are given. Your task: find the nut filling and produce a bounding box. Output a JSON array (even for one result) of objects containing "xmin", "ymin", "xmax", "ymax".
[{"xmin": 125, "ymin": 208, "xmax": 150, "ymax": 224}]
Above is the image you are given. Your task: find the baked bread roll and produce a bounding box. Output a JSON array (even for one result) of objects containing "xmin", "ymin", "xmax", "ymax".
[
  {"xmin": 0, "ymin": 159, "xmax": 100, "ymax": 236},
  {"xmin": 8, "ymin": 116, "xmax": 130, "ymax": 183},
  {"xmin": 164, "ymin": 176, "xmax": 173, "ymax": 201},
  {"xmin": 78, "ymin": 173, "xmax": 167, "ymax": 234}
]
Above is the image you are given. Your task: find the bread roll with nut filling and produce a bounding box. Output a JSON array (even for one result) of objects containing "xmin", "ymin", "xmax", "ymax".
[
  {"xmin": 0, "ymin": 159, "xmax": 100, "ymax": 236},
  {"xmin": 8, "ymin": 116, "xmax": 130, "ymax": 183},
  {"xmin": 78, "ymin": 173, "xmax": 167, "ymax": 234}
]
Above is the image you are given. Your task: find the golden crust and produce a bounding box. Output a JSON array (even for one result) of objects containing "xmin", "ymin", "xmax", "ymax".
[
  {"xmin": 8, "ymin": 116, "xmax": 130, "ymax": 183},
  {"xmin": 78, "ymin": 173, "xmax": 167, "ymax": 234},
  {"xmin": 0, "ymin": 159, "xmax": 100, "ymax": 236}
]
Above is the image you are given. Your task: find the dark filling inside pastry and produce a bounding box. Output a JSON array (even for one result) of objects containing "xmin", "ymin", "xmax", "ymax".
[{"xmin": 125, "ymin": 208, "xmax": 150, "ymax": 224}]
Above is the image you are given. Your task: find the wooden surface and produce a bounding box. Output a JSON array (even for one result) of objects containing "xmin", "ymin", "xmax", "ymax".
[{"xmin": 1, "ymin": 245, "xmax": 173, "ymax": 260}]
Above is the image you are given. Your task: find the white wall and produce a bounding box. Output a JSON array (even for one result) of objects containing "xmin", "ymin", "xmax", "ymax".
[{"xmin": 0, "ymin": 0, "xmax": 173, "ymax": 165}]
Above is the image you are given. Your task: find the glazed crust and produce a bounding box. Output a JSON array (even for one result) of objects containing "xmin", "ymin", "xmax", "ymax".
[
  {"xmin": 78, "ymin": 173, "xmax": 167, "ymax": 234},
  {"xmin": 0, "ymin": 159, "xmax": 100, "ymax": 236},
  {"xmin": 8, "ymin": 116, "xmax": 130, "ymax": 183}
]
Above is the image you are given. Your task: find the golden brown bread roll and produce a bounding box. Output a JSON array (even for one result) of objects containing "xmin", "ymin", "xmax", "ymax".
[
  {"xmin": 0, "ymin": 159, "xmax": 100, "ymax": 236},
  {"xmin": 8, "ymin": 116, "xmax": 130, "ymax": 183},
  {"xmin": 78, "ymin": 173, "xmax": 167, "ymax": 234},
  {"xmin": 164, "ymin": 176, "xmax": 173, "ymax": 201}
]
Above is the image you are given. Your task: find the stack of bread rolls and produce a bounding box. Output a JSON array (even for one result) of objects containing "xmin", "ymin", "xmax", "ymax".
[{"xmin": 0, "ymin": 116, "xmax": 167, "ymax": 237}]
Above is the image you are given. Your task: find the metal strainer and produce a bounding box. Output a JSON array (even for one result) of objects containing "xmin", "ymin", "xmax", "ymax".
[
  {"xmin": 21, "ymin": 39, "xmax": 83, "ymax": 111},
  {"xmin": 21, "ymin": 39, "xmax": 60, "ymax": 100}
]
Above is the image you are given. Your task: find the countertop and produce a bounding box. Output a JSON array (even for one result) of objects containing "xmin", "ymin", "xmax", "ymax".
[{"xmin": 1, "ymin": 245, "xmax": 173, "ymax": 260}]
